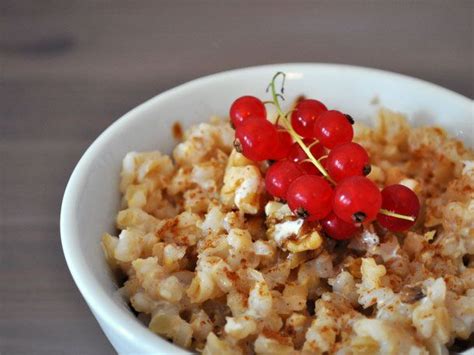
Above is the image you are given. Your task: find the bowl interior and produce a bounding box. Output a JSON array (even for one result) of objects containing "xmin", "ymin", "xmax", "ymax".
[{"xmin": 61, "ymin": 64, "xmax": 473, "ymax": 353}]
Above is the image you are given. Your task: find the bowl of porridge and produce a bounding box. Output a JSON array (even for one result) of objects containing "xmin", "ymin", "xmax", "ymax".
[{"xmin": 60, "ymin": 64, "xmax": 473, "ymax": 354}]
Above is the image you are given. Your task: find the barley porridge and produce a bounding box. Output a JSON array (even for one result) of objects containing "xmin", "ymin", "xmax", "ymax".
[{"xmin": 102, "ymin": 103, "xmax": 473, "ymax": 354}]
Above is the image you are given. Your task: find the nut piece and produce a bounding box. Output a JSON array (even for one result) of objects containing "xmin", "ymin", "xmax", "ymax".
[{"xmin": 287, "ymin": 231, "xmax": 323, "ymax": 253}]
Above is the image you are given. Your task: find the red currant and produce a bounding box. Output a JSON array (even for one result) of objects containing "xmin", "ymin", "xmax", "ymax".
[
  {"xmin": 287, "ymin": 175, "xmax": 333, "ymax": 221},
  {"xmin": 287, "ymin": 139, "xmax": 325, "ymax": 174},
  {"xmin": 291, "ymin": 99, "xmax": 327, "ymax": 138},
  {"xmin": 234, "ymin": 119, "xmax": 278, "ymax": 161},
  {"xmin": 319, "ymin": 156, "xmax": 328, "ymax": 170},
  {"xmin": 271, "ymin": 128, "xmax": 293, "ymax": 160},
  {"xmin": 321, "ymin": 212, "xmax": 359, "ymax": 240},
  {"xmin": 265, "ymin": 160, "xmax": 304, "ymax": 200},
  {"xmin": 333, "ymin": 176, "xmax": 382, "ymax": 223},
  {"xmin": 299, "ymin": 156, "xmax": 328, "ymax": 176},
  {"xmin": 288, "ymin": 139, "xmax": 326, "ymax": 162},
  {"xmin": 377, "ymin": 184, "xmax": 420, "ymax": 232},
  {"xmin": 313, "ymin": 110, "xmax": 354, "ymax": 149},
  {"xmin": 229, "ymin": 96, "xmax": 266, "ymax": 128},
  {"xmin": 326, "ymin": 142, "xmax": 370, "ymax": 182},
  {"xmin": 299, "ymin": 161, "xmax": 320, "ymax": 175}
]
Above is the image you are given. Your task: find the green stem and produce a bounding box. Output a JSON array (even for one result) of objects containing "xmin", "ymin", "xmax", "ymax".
[
  {"xmin": 379, "ymin": 208, "xmax": 416, "ymax": 221},
  {"xmin": 268, "ymin": 72, "xmax": 335, "ymax": 184}
]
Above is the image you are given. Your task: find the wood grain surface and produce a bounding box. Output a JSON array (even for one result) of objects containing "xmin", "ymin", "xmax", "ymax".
[{"xmin": 0, "ymin": 1, "xmax": 472, "ymax": 354}]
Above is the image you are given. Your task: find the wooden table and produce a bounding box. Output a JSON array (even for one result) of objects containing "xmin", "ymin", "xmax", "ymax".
[{"xmin": 1, "ymin": 1, "xmax": 472, "ymax": 353}]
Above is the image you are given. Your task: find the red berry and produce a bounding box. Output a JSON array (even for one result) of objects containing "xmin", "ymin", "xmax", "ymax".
[
  {"xmin": 326, "ymin": 142, "xmax": 370, "ymax": 182},
  {"xmin": 235, "ymin": 119, "xmax": 278, "ymax": 161},
  {"xmin": 300, "ymin": 156, "xmax": 328, "ymax": 176},
  {"xmin": 321, "ymin": 212, "xmax": 359, "ymax": 240},
  {"xmin": 333, "ymin": 176, "xmax": 382, "ymax": 223},
  {"xmin": 230, "ymin": 96, "xmax": 266, "ymax": 128},
  {"xmin": 377, "ymin": 184, "xmax": 420, "ymax": 232},
  {"xmin": 319, "ymin": 157, "xmax": 328, "ymax": 170},
  {"xmin": 288, "ymin": 139, "xmax": 326, "ymax": 174},
  {"xmin": 287, "ymin": 175, "xmax": 333, "ymax": 221},
  {"xmin": 288, "ymin": 138, "xmax": 326, "ymax": 163},
  {"xmin": 313, "ymin": 110, "xmax": 354, "ymax": 149},
  {"xmin": 271, "ymin": 128, "xmax": 293, "ymax": 160},
  {"xmin": 291, "ymin": 99, "xmax": 327, "ymax": 138},
  {"xmin": 288, "ymin": 139, "xmax": 326, "ymax": 162},
  {"xmin": 265, "ymin": 160, "xmax": 304, "ymax": 200},
  {"xmin": 299, "ymin": 161, "xmax": 320, "ymax": 175}
]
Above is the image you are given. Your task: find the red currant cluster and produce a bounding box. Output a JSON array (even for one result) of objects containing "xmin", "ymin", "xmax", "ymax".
[{"xmin": 230, "ymin": 73, "xmax": 420, "ymax": 240}]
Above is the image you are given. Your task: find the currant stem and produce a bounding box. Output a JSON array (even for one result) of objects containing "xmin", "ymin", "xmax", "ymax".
[
  {"xmin": 307, "ymin": 140, "xmax": 320, "ymax": 149},
  {"xmin": 379, "ymin": 208, "xmax": 416, "ymax": 222},
  {"xmin": 268, "ymin": 72, "xmax": 335, "ymax": 184}
]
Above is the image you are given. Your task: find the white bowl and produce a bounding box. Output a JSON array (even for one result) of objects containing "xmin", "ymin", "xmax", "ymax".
[{"xmin": 61, "ymin": 64, "xmax": 473, "ymax": 354}]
